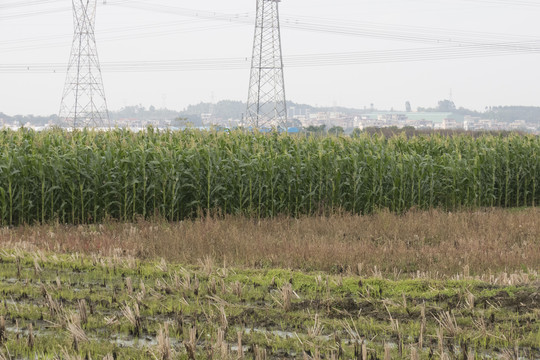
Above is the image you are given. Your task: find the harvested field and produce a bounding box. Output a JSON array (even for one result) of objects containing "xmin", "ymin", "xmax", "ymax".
[
  {"xmin": 0, "ymin": 209, "xmax": 539, "ymax": 358},
  {"xmin": 0, "ymin": 243, "xmax": 538, "ymax": 359}
]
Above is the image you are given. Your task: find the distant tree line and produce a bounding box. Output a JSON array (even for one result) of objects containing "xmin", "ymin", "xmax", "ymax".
[
  {"xmin": 109, "ymin": 105, "xmax": 182, "ymax": 122},
  {"xmin": 2, "ymin": 100, "xmax": 540, "ymax": 127},
  {"xmin": 302, "ymin": 125, "xmax": 522, "ymax": 138},
  {"xmin": 353, "ymin": 126, "xmax": 524, "ymax": 139},
  {"xmin": 485, "ymin": 106, "xmax": 540, "ymax": 124},
  {"xmin": 416, "ymin": 100, "xmax": 540, "ymax": 125}
]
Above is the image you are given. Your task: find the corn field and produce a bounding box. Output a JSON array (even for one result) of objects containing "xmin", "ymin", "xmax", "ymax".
[{"xmin": 0, "ymin": 128, "xmax": 538, "ymax": 225}]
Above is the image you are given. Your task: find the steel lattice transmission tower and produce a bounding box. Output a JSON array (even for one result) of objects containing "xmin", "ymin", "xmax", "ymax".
[
  {"xmin": 59, "ymin": 0, "xmax": 109, "ymax": 128},
  {"xmin": 246, "ymin": 0, "xmax": 287, "ymax": 129}
]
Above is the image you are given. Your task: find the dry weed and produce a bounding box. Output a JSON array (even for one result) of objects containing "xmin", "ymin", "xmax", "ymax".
[
  {"xmin": 184, "ymin": 326, "xmax": 197, "ymax": 360},
  {"xmin": 58, "ymin": 347, "xmax": 83, "ymax": 360},
  {"xmin": 435, "ymin": 311, "xmax": 461, "ymax": 337},
  {"xmin": 104, "ymin": 316, "xmax": 119, "ymax": 327},
  {"xmin": 0, "ymin": 316, "xmax": 5, "ymax": 345},
  {"xmin": 206, "ymin": 277, "xmax": 216, "ymax": 295},
  {"xmin": 65, "ymin": 312, "xmax": 88, "ymax": 346},
  {"xmin": 77, "ymin": 299, "xmax": 88, "ymax": 326},
  {"xmin": 139, "ymin": 279, "xmax": 146, "ymax": 299},
  {"xmin": 255, "ymin": 345, "xmax": 266, "ymax": 360},
  {"xmin": 232, "ymin": 281, "xmax": 243, "ymax": 298},
  {"xmin": 199, "ymin": 255, "xmax": 215, "ymax": 276},
  {"xmin": 157, "ymin": 258, "xmax": 168, "ymax": 272},
  {"xmin": 121, "ymin": 302, "xmax": 142, "ymax": 337},
  {"xmin": 217, "ymin": 305, "xmax": 228, "ymax": 331},
  {"xmin": 362, "ymin": 342, "xmax": 367, "ymax": 360},
  {"xmin": 33, "ymin": 257, "xmax": 42, "ymax": 275},
  {"xmin": 237, "ymin": 331, "xmax": 244, "ymax": 360},
  {"xmin": 436, "ymin": 327, "xmax": 445, "ymax": 358},
  {"xmin": 410, "ymin": 346, "xmax": 419, "ymax": 360},
  {"xmin": 154, "ymin": 323, "xmax": 172, "ymax": 360},
  {"xmin": 383, "ymin": 343, "xmax": 391, "ymax": 360},
  {"xmin": 215, "ymin": 328, "xmax": 228, "ymax": 359},
  {"xmin": 125, "ymin": 277, "xmax": 133, "ymax": 296},
  {"xmin": 27, "ymin": 323, "xmax": 34, "ymax": 350},
  {"xmin": 465, "ymin": 291, "xmax": 475, "ymax": 309},
  {"xmin": 274, "ymin": 283, "xmax": 293, "ymax": 312},
  {"xmin": 307, "ymin": 313, "xmax": 323, "ymax": 338},
  {"xmin": 1, "ymin": 209, "xmax": 538, "ymax": 276},
  {"xmin": 45, "ymin": 292, "xmax": 63, "ymax": 318},
  {"xmin": 341, "ymin": 318, "xmax": 361, "ymax": 342}
]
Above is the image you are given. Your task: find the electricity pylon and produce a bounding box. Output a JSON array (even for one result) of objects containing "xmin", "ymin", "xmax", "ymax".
[
  {"xmin": 59, "ymin": 0, "xmax": 109, "ymax": 128},
  {"xmin": 246, "ymin": 0, "xmax": 287, "ymax": 130}
]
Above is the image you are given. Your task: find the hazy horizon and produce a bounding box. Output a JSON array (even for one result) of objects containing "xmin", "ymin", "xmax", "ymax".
[{"xmin": 2, "ymin": 0, "xmax": 540, "ymax": 116}]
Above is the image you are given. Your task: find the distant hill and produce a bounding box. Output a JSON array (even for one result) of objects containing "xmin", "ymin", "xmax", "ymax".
[
  {"xmin": 180, "ymin": 100, "xmax": 363, "ymax": 120},
  {"xmin": 182, "ymin": 100, "xmax": 245, "ymax": 120}
]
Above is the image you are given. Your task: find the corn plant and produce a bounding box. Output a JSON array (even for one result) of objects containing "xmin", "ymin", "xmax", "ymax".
[{"xmin": 0, "ymin": 128, "xmax": 538, "ymax": 225}]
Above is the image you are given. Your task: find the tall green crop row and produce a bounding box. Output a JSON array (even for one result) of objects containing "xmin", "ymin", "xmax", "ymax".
[{"xmin": 0, "ymin": 128, "xmax": 538, "ymax": 225}]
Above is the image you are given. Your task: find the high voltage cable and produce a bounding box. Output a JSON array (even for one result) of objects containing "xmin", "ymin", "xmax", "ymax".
[
  {"xmin": 0, "ymin": 22, "xmax": 242, "ymax": 53},
  {"xmin": 0, "ymin": 7, "xmax": 70, "ymax": 20},
  {"xmin": 2, "ymin": 1, "xmax": 537, "ymax": 53},
  {"xmin": 0, "ymin": 0, "xmax": 64, "ymax": 9},
  {"xmin": 0, "ymin": 0, "xmax": 129, "ymax": 20},
  {"xmin": 2, "ymin": 0, "xmax": 539, "ymax": 8},
  {"xmin": 111, "ymin": 1, "xmax": 540, "ymax": 44},
  {"xmin": 0, "ymin": 18, "xmax": 222, "ymax": 45},
  {"xmin": 281, "ymin": 14, "xmax": 538, "ymax": 43},
  {"xmin": 110, "ymin": 1, "xmax": 540, "ymax": 47},
  {"xmin": 410, "ymin": 0, "xmax": 540, "ymax": 7},
  {"xmin": 106, "ymin": 1, "xmax": 540, "ymax": 63},
  {"xmin": 3, "ymin": 43, "xmax": 540, "ymax": 74},
  {"xmin": 2, "ymin": 0, "xmax": 540, "ymax": 72}
]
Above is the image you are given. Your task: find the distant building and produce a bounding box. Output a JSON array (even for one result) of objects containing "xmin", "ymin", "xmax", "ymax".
[
  {"xmin": 441, "ymin": 118, "xmax": 462, "ymax": 130},
  {"xmin": 377, "ymin": 113, "xmax": 407, "ymax": 124},
  {"xmin": 288, "ymin": 106, "xmax": 296, "ymax": 118},
  {"xmin": 508, "ymin": 120, "xmax": 528, "ymax": 131},
  {"xmin": 201, "ymin": 113, "xmax": 212, "ymax": 123}
]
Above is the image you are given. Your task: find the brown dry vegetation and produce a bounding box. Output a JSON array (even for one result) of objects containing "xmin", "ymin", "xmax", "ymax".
[{"xmin": 1, "ymin": 208, "xmax": 538, "ymax": 277}]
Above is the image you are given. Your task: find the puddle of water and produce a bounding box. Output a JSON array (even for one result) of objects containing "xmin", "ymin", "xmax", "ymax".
[
  {"xmin": 244, "ymin": 327, "xmax": 295, "ymax": 339},
  {"xmin": 107, "ymin": 335, "xmax": 184, "ymax": 349},
  {"xmin": 230, "ymin": 345, "xmax": 251, "ymax": 352},
  {"xmin": 110, "ymin": 336, "xmax": 158, "ymax": 348}
]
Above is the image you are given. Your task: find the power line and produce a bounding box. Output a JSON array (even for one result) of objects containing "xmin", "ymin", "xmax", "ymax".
[
  {"xmin": 0, "ymin": 6, "xmax": 71, "ymax": 20},
  {"xmin": 110, "ymin": 2, "xmax": 540, "ymax": 47},
  {"xmin": 0, "ymin": 0, "xmax": 129, "ymax": 20},
  {"xmin": 2, "ymin": 1, "xmax": 540, "ymax": 75},
  {"xmin": 3, "ymin": 41, "xmax": 540, "ymax": 74},
  {"xmin": 0, "ymin": 0, "xmax": 65, "ymax": 10},
  {"xmin": 408, "ymin": 0, "xmax": 540, "ymax": 7},
  {"xmin": 0, "ymin": 21, "xmax": 242, "ymax": 53},
  {"xmin": 2, "ymin": 1, "xmax": 538, "ymax": 54}
]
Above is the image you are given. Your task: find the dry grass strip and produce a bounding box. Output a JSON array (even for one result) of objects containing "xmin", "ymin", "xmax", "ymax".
[{"xmin": 1, "ymin": 208, "xmax": 538, "ymax": 277}]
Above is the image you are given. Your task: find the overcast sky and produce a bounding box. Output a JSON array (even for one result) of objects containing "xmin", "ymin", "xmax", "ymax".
[{"xmin": 1, "ymin": 0, "xmax": 540, "ymax": 116}]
